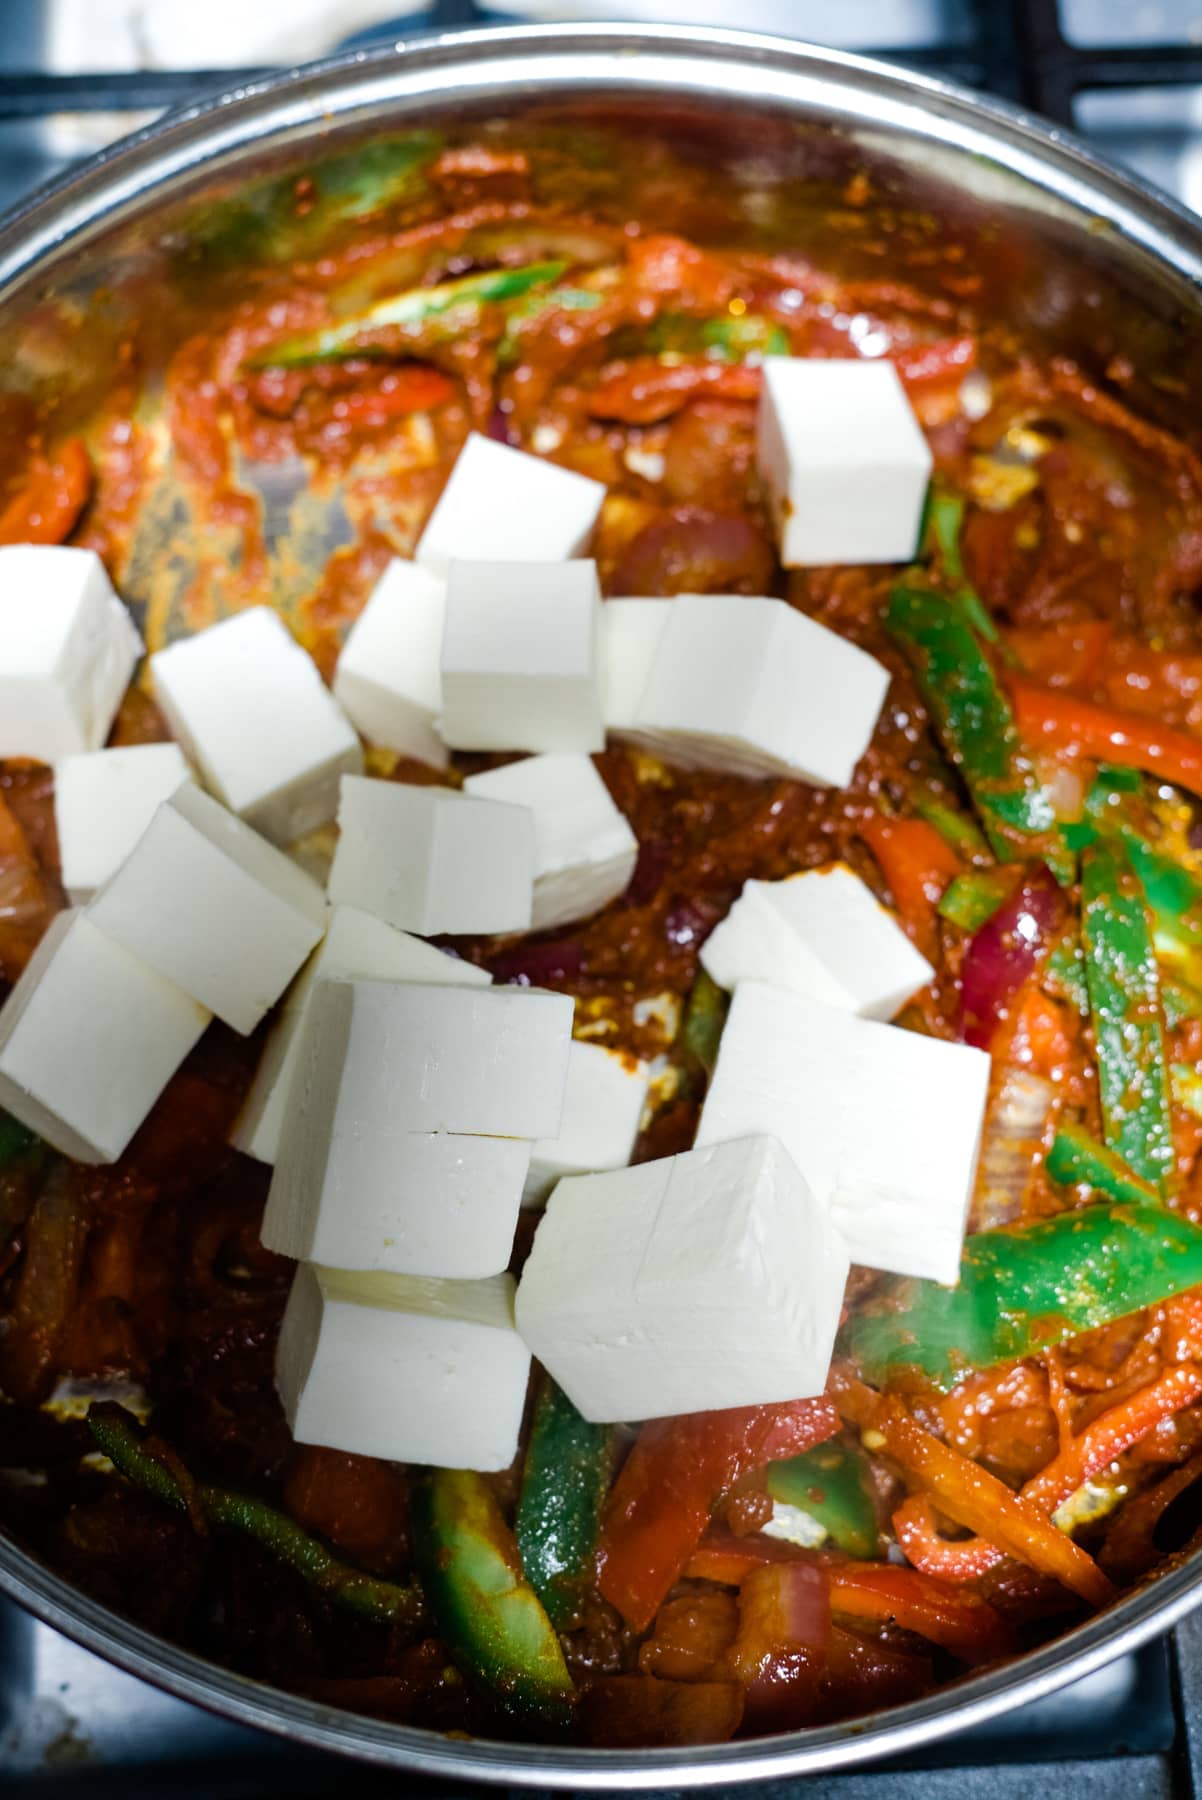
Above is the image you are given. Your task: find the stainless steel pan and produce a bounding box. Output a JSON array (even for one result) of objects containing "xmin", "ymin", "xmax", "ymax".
[{"xmin": 2, "ymin": 23, "xmax": 1202, "ymax": 1785}]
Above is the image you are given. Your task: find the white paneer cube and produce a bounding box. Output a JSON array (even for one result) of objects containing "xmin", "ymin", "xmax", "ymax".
[
  {"xmin": 440, "ymin": 560, "xmax": 605, "ymax": 754},
  {"xmin": 328, "ymin": 776, "xmax": 534, "ymax": 936},
  {"xmin": 87, "ymin": 783, "xmax": 326, "ymax": 1035},
  {"xmin": 516, "ymin": 1135, "xmax": 848, "ymax": 1422},
  {"xmin": 54, "ymin": 743, "xmax": 193, "ymax": 902},
  {"xmin": 263, "ymin": 1127, "xmax": 531, "ymax": 1277},
  {"xmin": 757, "ymin": 358, "xmax": 933, "ymax": 568},
  {"xmin": 700, "ymin": 864, "xmax": 933, "ymax": 1021},
  {"xmin": 0, "ymin": 909, "xmax": 209, "ymax": 1162},
  {"xmin": 696, "ymin": 982, "xmax": 990, "ymax": 1283},
  {"xmin": 600, "ymin": 597, "xmax": 673, "ymax": 732},
  {"xmin": 150, "ymin": 607, "xmax": 363, "ymax": 844},
  {"xmin": 462, "ymin": 754, "xmax": 637, "ymax": 931},
  {"xmin": 0, "ymin": 546, "xmax": 142, "ymax": 762},
  {"xmin": 270, "ymin": 976, "xmax": 573, "ymax": 1143},
  {"xmin": 332, "ymin": 560, "xmax": 448, "ymax": 767},
  {"xmin": 523, "ymin": 1041, "xmax": 650, "ymax": 1207},
  {"xmin": 632, "ymin": 595, "xmax": 889, "ymax": 788},
  {"xmin": 232, "ymin": 905, "xmax": 490, "ymax": 1166},
  {"xmin": 277, "ymin": 1264, "xmax": 531, "ymax": 1471},
  {"xmin": 415, "ymin": 432, "xmax": 605, "ymax": 572}
]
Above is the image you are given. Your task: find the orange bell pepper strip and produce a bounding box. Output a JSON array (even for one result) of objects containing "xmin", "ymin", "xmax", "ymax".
[
  {"xmin": 0, "ymin": 438, "xmax": 91, "ymax": 546},
  {"xmin": 1021, "ymin": 1364, "xmax": 1202, "ymax": 1516},
  {"xmin": 1011, "ymin": 678, "xmax": 1202, "ymax": 802},
  {"xmin": 597, "ymin": 1398, "xmax": 838, "ymax": 1632},
  {"xmin": 832, "ymin": 1372, "xmax": 1115, "ymax": 1607},
  {"xmin": 857, "ymin": 815, "xmax": 960, "ymax": 958},
  {"xmin": 892, "ymin": 1495, "xmax": 1006, "ymax": 1582}
]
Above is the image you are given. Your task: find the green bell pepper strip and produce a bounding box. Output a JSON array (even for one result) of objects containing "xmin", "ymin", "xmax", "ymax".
[
  {"xmin": 1163, "ymin": 977, "xmax": 1202, "ymax": 1028},
  {"xmin": 680, "ymin": 968, "xmax": 729, "ymax": 1080},
  {"xmin": 516, "ymin": 1375, "xmax": 614, "ymax": 1630},
  {"xmin": 911, "ymin": 791, "xmax": 991, "ymax": 862},
  {"xmin": 1045, "ymin": 931, "xmax": 1090, "ymax": 1016},
  {"xmin": 644, "ymin": 311, "xmax": 790, "ymax": 362},
  {"xmin": 88, "ymin": 1405, "xmax": 421, "ymax": 1628},
  {"xmin": 253, "ymin": 260, "xmax": 569, "ymax": 368},
  {"xmin": 886, "ymin": 586, "xmax": 1071, "ymax": 880},
  {"xmin": 412, "ymin": 1468, "xmax": 574, "ymax": 1730},
  {"xmin": 923, "ymin": 489, "xmax": 1001, "ymax": 645},
  {"xmin": 1080, "ymin": 839, "xmax": 1174, "ymax": 1191},
  {"xmin": 193, "ymin": 134, "xmax": 440, "ymax": 268},
  {"xmin": 843, "ymin": 1203, "xmax": 1202, "ymax": 1391},
  {"xmin": 0, "ymin": 1112, "xmax": 37, "ymax": 1166},
  {"xmin": 1045, "ymin": 1120, "xmax": 1161, "ymax": 1207},
  {"xmin": 937, "ymin": 866, "xmax": 1019, "ymax": 932},
  {"xmin": 497, "ymin": 284, "xmax": 604, "ymax": 364},
  {"xmin": 765, "ymin": 1441, "xmax": 879, "ymax": 1559}
]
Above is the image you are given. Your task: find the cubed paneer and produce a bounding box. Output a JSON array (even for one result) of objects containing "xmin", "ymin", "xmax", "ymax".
[
  {"xmin": 0, "ymin": 909, "xmax": 209, "ymax": 1163},
  {"xmin": 696, "ymin": 981, "xmax": 990, "ymax": 1284},
  {"xmin": 463, "ymin": 753, "xmax": 637, "ymax": 930},
  {"xmin": 439, "ymin": 560, "xmax": 604, "ymax": 754},
  {"xmin": 756, "ymin": 358, "xmax": 932, "ymax": 567},
  {"xmin": 327, "ymin": 775, "xmax": 534, "ymax": 936},
  {"xmin": 414, "ymin": 432, "xmax": 605, "ymax": 572},
  {"xmin": 87, "ymin": 783, "xmax": 326, "ymax": 1035},
  {"xmin": 631, "ymin": 594, "xmax": 889, "ymax": 787},
  {"xmin": 516, "ymin": 1135, "xmax": 848, "ymax": 1422},
  {"xmin": 54, "ymin": 743, "xmax": 193, "ymax": 902},
  {"xmin": 0, "ymin": 546, "xmax": 141, "ymax": 761},
  {"xmin": 700, "ymin": 864, "xmax": 933, "ymax": 1020},
  {"xmin": 332, "ymin": 559, "xmax": 448, "ymax": 766},
  {"xmin": 276, "ymin": 1265, "xmax": 531, "ymax": 1471},
  {"xmin": 599, "ymin": 597, "xmax": 673, "ymax": 733},
  {"xmin": 231, "ymin": 904, "xmax": 490, "ymax": 1166},
  {"xmin": 523, "ymin": 1041, "xmax": 650, "ymax": 1207},
  {"xmin": 150, "ymin": 606, "xmax": 363, "ymax": 843}
]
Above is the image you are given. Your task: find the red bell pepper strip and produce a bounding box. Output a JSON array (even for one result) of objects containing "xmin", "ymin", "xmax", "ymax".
[
  {"xmin": 892, "ymin": 1495, "xmax": 1006, "ymax": 1582},
  {"xmin": 597, "ymin": 1398, "xmax": 838, "ymax": 1632},
  {"xmin": 0, "ymin": 438, "xmax": 91, "ymax": 546},
  {"xmin": 323, "ymin": 367, "xmax": 455, "ymax": 425},
  {"xmin": 959, "ymin": 861, "xmax": 1067, "ymax": 1049},
  {"xmin": 893, "ymin": 334, "xmax": 978, "ymax": 388},
  {"xmin": 587, "ymin": 358, "xmax": 762, "ymax": 425},
  {"xmin": 858, "ymin": 815, "xmax": 960, "ymax": 959},
  {"xmin": 1022, "ymin": 1363, "xmax": 1202, "ymax": 1516},
  {"xmin": 1012, "ymin": 678, "xmax": 1202, "ymax": 802}
]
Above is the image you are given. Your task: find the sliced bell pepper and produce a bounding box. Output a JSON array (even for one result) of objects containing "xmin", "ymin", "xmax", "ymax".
[
  {"xmin": 516, "ymin": 1374, "xmax": 614, "ymax": 1631},
  {"xmin": 0, "ymin": 1111, "xmax": 38, "ymax": 1168},
  {"xmin": 765, "ymin": 1440, "xmax": 879, "ymax": 1560},
  {"xmin": 924, "ymin": 488, "xmax": 1000, "ymax": 645},
  {"xmin": 598, "ymin": 1398, "xmax": 838, "ymax": 1632},
  {"xmin": 680, "ymin": 967, "xmax": 729, "ymax": 1081},
  {"xmin": 857, "ymin": 814, "xmax": 960, "ymax": 957},
  {"xmin": 843, "ymin": 1202, "xmax": 1202, "ymax": 1391},
  {"xmin": 1013, "ymin": 680, "xmax": 1202, "ymax": 803},
  {"xmin": 0, "ymin": 437, "xmax": 91, "ymax": 546},
  {"xmin": 832, "ymin": 1377, "xmax": 1114, "ymax": 1607},
  {"xmin": 253, "ymin": 260, "xmax": 569, "ymax": 367},
  {"xmin": 887, "ymin": 587, "xmax": 1070, "ymax": 879},
  {"xmin": 937, "ymin": 866, "xmax": 1018, "ymax": 932},
  {"xmin": 911, "ymin": 792, "xmax": 991, "ymax": 863},
  {"xmin": 1080, "ymin": 838, "xmax": 1174, "ymax": 1191},
  {"xmin": 412, "ymin": 1467, "xmax": 574, "ymax": 1731},
  {"xmin": 88, "ymin": 1405, "xmax": 421, "ymax": 1627},
  {"xmin": 587, "ymin": 359, "xmax": 763, "ymax": 426},
  {"xmin": 1045, "ymin": 1120, "xmax": 1161, "ymax": 1207},
  {"xmin": 644, "ymin": 310, "xmax": 790, "ymax": 363}
]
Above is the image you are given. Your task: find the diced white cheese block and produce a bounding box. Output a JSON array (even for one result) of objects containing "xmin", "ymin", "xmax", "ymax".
[
  {"xmin": 700, "ymin": 864, "xmax": 933, "ymax": 1021},
  {"xmin": 277, "ymin": 1264, "xmax": 530, "ymax": 1471},
  {"xmin": 523, "ymin": 1041, "xmax": 650, "ymax": 1207},
  {"xmin": 440, "ymin": 560, "xmax": 605, "ymax": 754},
  {"xmin": 696, "ymin": 981, "xmax": 990, "ymax": 1283},
  {"xmin": 332, "ymin": 560, "xmax": 448, "ymax": 767},
  {"xmin": 415, "ymin": 432, "xmax": 605, "ymax": 572},
  {"xmin": 273, "ymin": 974, "xmax": 573, "ymax": 1141},
  {"xmin": 232, "ymin": 904, "xmax": 490, "ymax": 1166},
  {"xmin": 756, "ymin": 358, "xmax": 933, "ymax": 567},
  {"xmin": 150, "ymin": 607, "xmax": 363, "ymax": 844},
  {"xmin": 516, "ymin": 1135, "xmax": 848, "ymax": 1422},
  {"xmin": 87, "ymin": 783, "xmax": 326, "ymax": 1035},
  {"xmin": 54, "ymin": 743, "xmax": 193, "ymax": 902},
  {"xmin": 328, "ymin": 775, "xmax": 534, "ymax": 936},
  {"xmin": 631, "ymin": 594, "xmax": 890, "ymax": 788},
  {"xmin": 600, "ymin": 597, "xmax": 673, "ymax": 732},
  {"xmin": 0, "ymin": 546, "xmax": 142, "ymax": 762},
  {"xmin": 263, "ymin": 1126, "xmax": 531, "ymax": 1277},
  {"xmin": 0, "ymin": 909, "xmax": 209, "ymax": 1162},
  {"xmin": 463, "ymin": 754, "xmax": 637, "ymax": 930}
]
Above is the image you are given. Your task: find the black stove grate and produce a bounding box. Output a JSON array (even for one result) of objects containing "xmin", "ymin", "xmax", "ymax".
[{"xmin": 2, "ymin": 0, "xmax": 1202, "ymax": 1792}]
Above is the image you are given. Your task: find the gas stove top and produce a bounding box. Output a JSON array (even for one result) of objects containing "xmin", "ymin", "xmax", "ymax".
[{"xmin": 3, "ymin": 2, "xmax": 1202, "ymax": 1792}]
